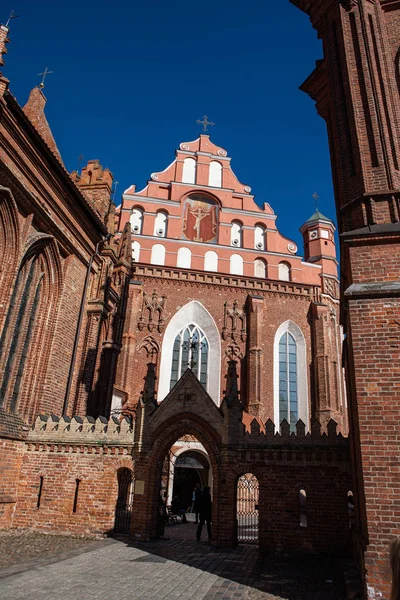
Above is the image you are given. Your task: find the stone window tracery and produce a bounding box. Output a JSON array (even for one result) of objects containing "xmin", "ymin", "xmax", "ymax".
[
  {"xmin": 273, "ymin": 320, "xmax": 308, "ymax": 431},
  {"xmin": 278, "ymin": 332, "xmax": 298, "ymax": 431},
  {"xmin": 170, "ymin": 324, "xmax": 209, "ymax": 390},
  {"xmin": 0, "ymin": 256, "xmax": 44, "ymax": 411}
]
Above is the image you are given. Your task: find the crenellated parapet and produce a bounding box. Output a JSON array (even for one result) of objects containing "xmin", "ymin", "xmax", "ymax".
[
  {"xmin": 240, "ymin": 416, "xmax": 348, "ymax": 447},
  {"xmin": 28, "ymin": 414, "xmax": 134, "ymax": 447}
]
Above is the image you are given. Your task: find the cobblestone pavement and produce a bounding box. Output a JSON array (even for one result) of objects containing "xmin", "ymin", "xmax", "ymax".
[
  {"xmin": 0, "ymin": 521, "xmax": 347, "ymax": 600},
  {"xmin": 0, "ymin": 529, "xmax": 98, "ymax": 568}
]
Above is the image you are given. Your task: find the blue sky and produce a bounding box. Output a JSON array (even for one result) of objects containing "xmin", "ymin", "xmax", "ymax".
[{"xmin": 3, "ymin": 1, "xmax": 335, "ymax": 252}]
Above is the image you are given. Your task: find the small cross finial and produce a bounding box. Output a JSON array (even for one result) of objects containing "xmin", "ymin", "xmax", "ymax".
[
  {"xmin": 5, "ymin": 9, "xmax": 18, "ymax": 27},
  {"xmin": 312, "ymin": 192, "xmax": 319, "ymax": 211},
  {"xmin": 37, "ymin": 67, "xmax": 54, "ymax": 89},
  {"xmin": 112, "ymin": 181, "xmax": 119, "ymax": 201},
  {"xmin": 196, "ymin": 115, "xmax": 215, "ymax": 133}
]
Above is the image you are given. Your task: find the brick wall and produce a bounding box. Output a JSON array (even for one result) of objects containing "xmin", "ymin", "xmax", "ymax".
[
  {"xmin": 0, "ymin": 436, "xmax": 25, "ymax": 529},
  {"xmin": 115, "ymin": 267, "xmax": 345, "ymax": 430}
]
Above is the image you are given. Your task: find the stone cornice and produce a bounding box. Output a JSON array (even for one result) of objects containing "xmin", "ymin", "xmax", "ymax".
[{"xmin": 133, "ymin": 265, "xmax": 321, "ymax": 300}]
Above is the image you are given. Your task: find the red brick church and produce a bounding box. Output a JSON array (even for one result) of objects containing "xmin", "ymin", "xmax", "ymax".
[{"xmin": 0, "ymin": 1, "xmax": 399, "ymax": 597}]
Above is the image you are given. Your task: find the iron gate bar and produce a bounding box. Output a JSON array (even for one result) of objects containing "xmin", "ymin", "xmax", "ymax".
[
  {"xmin": 237, "ymin": 473, "xmax": 259, "ymax": 545},
  {"xmin": 114, "ymin": 469, "xmax": 134, "ymax": 534}
]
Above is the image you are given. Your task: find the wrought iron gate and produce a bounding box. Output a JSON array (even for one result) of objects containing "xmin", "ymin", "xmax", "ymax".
[
  {"xmin": 114, "ymin": 468, "xmax": 134, "ymax": 534},
  {"xmin": 237, "ymin": 473, "xmax": 259, "ymax": 544}
]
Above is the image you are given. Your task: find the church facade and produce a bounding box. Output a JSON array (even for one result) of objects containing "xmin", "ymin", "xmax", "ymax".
[
  {"xmin": 114, "ymin": 133, "xmax": 346, "ymax": 432},
  {"xmin": 1, "ymin": 0, "xmax": 399, "ymax": 595}
]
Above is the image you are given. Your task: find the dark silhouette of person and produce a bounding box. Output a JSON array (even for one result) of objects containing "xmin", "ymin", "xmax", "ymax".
[
  {"xmin": 194, "ymin": 483, "xmax": 201, "ymax": 524},
  {"xmin": 196, "ymin": 486, "xmax": 212, "ymax": 541},
  {"xmin": 172, "ymin": 494, "xmax": 187, "ymax": 523}
]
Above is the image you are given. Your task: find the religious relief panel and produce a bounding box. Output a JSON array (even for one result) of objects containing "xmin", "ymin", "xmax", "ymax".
[
  {"xmin": 138, "ymin": 290, "xmax": 166, "ymax": 333},
  {"xmin": 182, "ymin": 194, "xmax": 218, "ymax": 243},
  {"xmin": 222, "ymin": 300, "xmax": 247, "ymax": 343}
]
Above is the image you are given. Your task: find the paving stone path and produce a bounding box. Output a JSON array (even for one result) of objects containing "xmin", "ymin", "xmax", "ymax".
[{"xmin": 0, "ymin": 522, "xmax": 347, "ymax": 600}]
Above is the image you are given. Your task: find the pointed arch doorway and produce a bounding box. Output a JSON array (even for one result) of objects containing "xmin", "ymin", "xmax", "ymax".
[{"xmin": 165, "ymin": 442, "xmax": 212, "ymax": 510}]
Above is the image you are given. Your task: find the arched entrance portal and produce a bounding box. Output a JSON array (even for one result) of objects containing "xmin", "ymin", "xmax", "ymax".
[
  {"xmin": 159, "ymin": 436, "xmax": 212, "ymax": 532},
  {"xmin": 236, "ymin": 473, "xmax": 259, "ymax": 545},
  {"xmin": 172, "ymin": 450, "xmax": 210, "ymax": 511}
]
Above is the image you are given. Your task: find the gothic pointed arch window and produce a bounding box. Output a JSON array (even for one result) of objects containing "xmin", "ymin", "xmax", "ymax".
[
  {"xmin": 278, "ymin": 332, "xmax": 298, "ymax": 430},
  {"xmin": 158, "ymin": 301, "xmax": 221, "ymax": 404},
  {"xmin": 0, "ymin": 240, "xmax": 61, "ymax": 419},
  {"xmin": 273, "ymin": 320, "xmax": 308, "ymax": 432},
  {"xmin": 170, "ymin": 324, "xmax": 209, "ymax": 390}
]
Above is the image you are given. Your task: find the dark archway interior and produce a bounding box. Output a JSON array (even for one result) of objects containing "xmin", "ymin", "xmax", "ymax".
[{"xmin": 172, "ymin": 450, "xmax": 210, "ymax": 511}]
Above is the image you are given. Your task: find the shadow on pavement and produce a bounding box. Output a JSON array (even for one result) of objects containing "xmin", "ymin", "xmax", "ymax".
[{"xmin": 112, "ymin": 516, "xmax": 348, "ymax": 600}]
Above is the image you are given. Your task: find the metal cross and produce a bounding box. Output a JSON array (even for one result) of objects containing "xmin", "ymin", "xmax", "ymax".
[
  {"xmin": 37, "ymin": 67, "xmax": 53, "ymax": 89},
  {"xmin": 112, "ymin": 181, "xmax": 119, "ymax": 202},
  {"xmin": 5, "ymin": 9, "xmax": 18, "ymax": 27},
  {"xmin": 196, "ymin": 115, "xmax": 215, "ymax": 133},
  {"xmin": 312, "ymin": 192, "xmax": 319, "ymax": 211}
]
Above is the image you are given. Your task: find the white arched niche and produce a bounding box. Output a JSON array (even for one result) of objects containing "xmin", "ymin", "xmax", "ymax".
[
  {"xmin": 177, "ymin": 247, "xmax": 192, "ymax": 269},
  {"xmin": 278, "ymin": 261, "xmax": 291, "ymax": 281},
  {"xmin": 204, "ymin": 250, "xmax": 218, "ymax": 272},
  {"xmin": 230, "ymin": 254, "xmax": 243, "ymax": 275},
  {"xmin": 273, "ymin": 320, "xmax": 308, "ymax": 431},
  {"xmin": 208, "ymin": 161, "xmax": 222, "ymax": 187},
  {"xmin": 151, "ymin": 244, "xmax": 166, "ymax": 266},
  {"xmin": 154, "ymin": 211, "xmax": 168, "ymax": 237},
  {"xmin": 132, "ymin": 240, "xmax": 141, "ymax": 262},
  {"xmin": 255, "ymin": 225, "xmax": 266, "ymax": 250},
  {"xmin": 182, "ymin": 157, "xmax": 196, "ymax": 184},
  {"xmin": 158, "ymin": 301, "xmax": 221, "ymax": 405},
  {"xmin": 130, "ymin": 207, "xmax": 143, "ymax": 234}
]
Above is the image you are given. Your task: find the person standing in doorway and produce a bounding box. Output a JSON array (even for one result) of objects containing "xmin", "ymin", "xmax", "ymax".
[
  {"xmin": 193, "ymin": 483, "xmax": 201, "ymax": 524},
  {"xmin": 196, "ymin": 486, "xmax": 212, "ymax": 542}
]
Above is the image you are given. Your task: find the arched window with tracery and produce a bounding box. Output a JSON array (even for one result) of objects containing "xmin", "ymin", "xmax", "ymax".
[
  {"xmin": 170, "ymin": 324, "xmax": 209, "ymax": 390},
  {"xmin": 0, "ymin": 238, "xmax": 62, "ymax": 419},
  {"xmin": 278, "ymin": 331, "xmax": 298, "ymax": 430},
  {"xmin": 274, "ymin": 320, "xmax": 308, "ymax": 433}
]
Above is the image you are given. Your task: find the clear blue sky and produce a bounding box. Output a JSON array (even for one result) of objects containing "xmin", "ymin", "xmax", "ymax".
[{"xmin": 3, "ymin": 1, "xmax": 335, "ymax": 252}]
